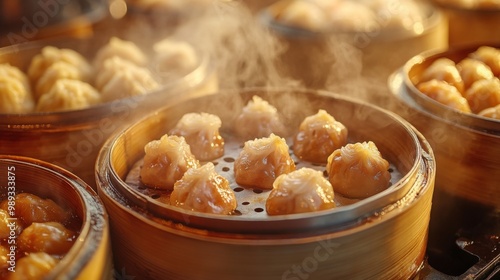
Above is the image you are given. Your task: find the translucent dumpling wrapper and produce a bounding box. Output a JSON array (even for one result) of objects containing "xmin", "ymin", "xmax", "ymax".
[
  {"xmin": 140, "ymin": 135, "xmax": 200, "ymax": 190},
  {"xmin": 36, "ymin": 79, "xmax": 101, "ymax": 112},
  {"xmin": 18, "ymin": 222, "xmax": 76, "ymax": 255},
  {"xmin": 35, "ymin": 61, "xmax": 85, "ymax": 99},
  {"xmin": 234, "ymin": 96, "xmax": 286, "ymax": 140},
  {"xmin": 8, "ymin": 252, "xmax": 58, "ymax": 280},
  {"xmin": 170, "ymin": 162, "xmax": 237, "ymax": 215},
  {"xmin": 266, "ymin": 168, "xmax": 335, "ymax": 215},
  {"xmin": 478, "ymin": 104, "xmax": 500, "ymax": 119},
  {"xmin": 27, "ymin": 46, "xmax": 92, "ymax": 86},
  {"xmin": 0, "ymin": 76, "xmax": 35, "ymax": 114},
  {"xmin": 465, "ymin": 78, "xmax": 500, "ymax": 113},
  {"xmin": 93, "ymin": 37, "xmax": 148, "ymax": 71},
  {"xmin": 100, "ymin": 65, "xmax": 160, "ymax": 102},
  {"xmin": 417, "ymin": 79, "xmax": 472, "ymax": 113},
  {"xmin": 293, "ymin": 109, "xmax": 348, "ymax": 163},
  {"xmin": 419, "ymin": 58, "xmax": 465, "ymax": 94},
  {"xmin": 469, "ymin": 46, "xmax": 500, "ymax": 77},
  {"xmin": 234, "ymin": 133, "xmax": 296, "ymax": 189},
  {"xmin": 153, "ymin": 38, "xmax": 199, "ymax": 77},
  {"xmin": 169, "ymin": 112, "xmax": 225, "ymax": 161},
  {"xmin": 326, "ymin": 141, "xmax": 391, "ymax": 199},
  {"xmin": 457, "ymin": 58, "xmax": 495, "ymax": 90}
]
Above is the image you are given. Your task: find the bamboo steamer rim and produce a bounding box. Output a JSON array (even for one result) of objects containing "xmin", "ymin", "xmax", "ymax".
[{"xmin": 96, "ymin": 87, "xmax": 435, "ymax": 235}]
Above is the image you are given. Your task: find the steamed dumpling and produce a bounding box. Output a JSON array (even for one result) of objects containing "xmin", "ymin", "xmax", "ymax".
[
  {"xmin": 326, "ymin": 141, "xmax": 391, "ymax": 199},
  {"xmin": 0, "ymin": 76, "xmax": 35, "ymax": 113},
  {"xmin": 94, "ymin": 56, "xmax": 139, "ymax": 90},
  {"xmin": 0, "ymin": 63, "xmax": 31, "ymax": 92},
  {"xmin": 35, "ymin": 61, "xmax": 84, "ymax": 99},
  {"xmin": 469, "ymin": 46, "xmax": 500, "ymax": 77},
  {"xmin": 478, "ymin": 104, "xmax": 500, "ymax": 119},
  {"xmin": 8, "ymin": 252, "xmax": 58, "ymax": 280},
  {"xmin": 18, "ymin": 222, "xmax": 75, "ymax": 255},
  {"xmin": 93, "ymin": 37, "xmax": 148, "ymax": 71},
  {"xmin": 417, "ymin": 80, "xmax": 472, "ymax": 113},
  {"xmin": 153, "ymin": 38, "xmax": 198, "ymax": 76},
  {"xmin": 465, "ymin": 78, "xmax": 500, "ymax": 113},
  {"xmin": 293, "ymin": 109, "xmax": 348, "ymax": 163},
  {"xmin": 140, "ymin": 135, "xmax": 200, "ymax": 190},
  {"xmin": 273, "ymin": 0, "xmax": 330, "ymax": 32},
  {"xmin": 170, "ymin": 163, "xmax": 237, "ymax": 215},
  {"xmin": 36, "ymin": 79, "xmax": 101, "ymax": 112},
  {"xmin": 234, "ymin": 96, "xmax": 286, "ymax": 140},
  {"xmin": 419, "ymin": 58, "xmax": 465, "ymax": 94},
  {"xmin": 328, "ymin": 1, "xmax": 377, "ymax": 32},
  {"xmin": 266, "ymin": 168, "xmax": 335, "ymax": 215},
  {"xmin": 169, "ymin": 112, "xmax": 225, "ymax": 161},
  {"xmin": 457, "ymin": 58, "xmax": 495, "ymax": 89},
  {"xmin": 27, "ymin": 46, "xmax": 92, "ymax": 86},
  {"xmin": 234, "ymin": 133, "xmax": 296, "ymax": 189}
]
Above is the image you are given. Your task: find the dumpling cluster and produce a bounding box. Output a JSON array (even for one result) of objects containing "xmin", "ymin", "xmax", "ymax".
[
  {"xmin": 234, "ymin": 133, "xmax": 296, "ymax": 190},
  {"xmin": 234, "ymin": 95, "xmax": 286, "ymax": 140},
  {"xmin": 293, "ymin": 109, "xmax": 348, "ymax": 163},
  {"xmin": 416, "ymin": 46, "xmax": 500, "ymax": 119},
  {"xmin": 266, "ymin": 168, "xmax": 335, "ymax": 215},
  {"xmin": 0, "ymin": 63, "xmax": 34, "ymax": 113},
  {"xmin": 169, "ymin": 112, "xmax": 225, "ymax": 161},
  {"xmin": 326, "ymin": 141, "xmax": 391, "ymax": 199}
]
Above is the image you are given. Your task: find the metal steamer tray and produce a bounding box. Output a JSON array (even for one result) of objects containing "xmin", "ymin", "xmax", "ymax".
[{"xmin": 104, "ymin": 88, "xmax": 434, "ymax": 234}]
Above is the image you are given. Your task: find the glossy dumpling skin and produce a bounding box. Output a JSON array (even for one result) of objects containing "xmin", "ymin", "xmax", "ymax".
[
  {"xmin": 417, "ymin": 80, "xmax": 472, "ymax": 113},
  {"xmin": 7, "ymin": 252, "xmax": 58, "ymax": 280},
  {"xmin": 170, "ymin": 163, "xmax": 237, "ymax": 214},
  {"xmin": 419, "ymin": 58, "xmax": 465, "ymax": 94},
  {"xmin": 457, "ymin": 58, "xmax": 495, "ymax": 90},
  {"xmin": 464, "ymin": 78, "xmax": 500, "ymax": 113},
  {"xmin": 469, "ymin": 46, "xmax": 500, "ymax": 77},
  {"xmin": 234, "ymin": 96, "xmax": 286, "ymax": 140},
  {"xmin": 234, "ymin": 134, "xmax": 296, "ymax": 190},
  {"xmin": 140, "ymin": 135, "xmax": 200, "ymax": 190},
  {"xmin": 169, "ymin": 112, "xmax": 225, "ymax": 161},
  {"xmin": 0, "ymin": 209, "xmax": 22, "ymax": 239},
  {"xmin": 478, "ymin": 104, "xmax": 500, "ymax": 119},
  {"xmin": 293, "ymin": 109, "xmax": 348, "ymax": 163},
  {"xmin": 18, "ymin": 222, "xmax": 76, "ymax": 255},
  {"xmin": 266, "ymin": 168, "xmax": 335, "ymax": 215},
  {"xmin": 326, "ymin": 141, "xmax": 391, "ymax": 199}
]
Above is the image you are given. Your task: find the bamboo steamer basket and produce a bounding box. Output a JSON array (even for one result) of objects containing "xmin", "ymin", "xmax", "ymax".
[
  {"xmin": 0, "ymin": 155, "xmax": 112, "ymax": 279},
  {"xmin": 388, "ymin": 45, "xmax": 500, "ymax": 209},
  {"xmin": 0, "ymin": 35, "xmax": 218, "ymax": 190},
  {"xmin": 96, "ymin": 88, "xmax": 435, "ymax": 279}
]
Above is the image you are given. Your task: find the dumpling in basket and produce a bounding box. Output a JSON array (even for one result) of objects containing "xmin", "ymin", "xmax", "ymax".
[
  {"xmin": 27, "ymin": 46, "xmax": 92, "ymax": 86},
  {"xmin": 153, "ymin": 38, "xmax": 199, "ymax": 77},
  {"xmin": 293, "ymin": 109, "xmax": 348, "ymax": 163},
  {"xmin": 326, "ymin": 141, "xmax": 391, "ymax": 199},
  {"xmin": 36, "ymin": 79, "xmax": 101, "ymax": 112},
  {"xmin": 0, "ymin": 63, "xmax": 31, "ymax": 91},
  {"xmin": 417, "ymin": 80, "xmax": 472, "ymax": 113},
  {"xmin": 140, "ymin": 135, "xmax": 200, "ymax": 190},
  {"xmin": 170, "ymin": 163, "xmax": 237, "ymax": 215},
  {"xmin": 169, "ymin": 112, "xmax": 224, "ymax": 161},
  {"xmin": 234, "ymin": 96, "xmax": 286, "ymax": 140},
  {"xmin": 469, "ymin": 46, "xmax": 500, "ymax": 77},
  {"xmin": 35, "ymin": 61, "xmax": 84, "ymax": 99},
  {"xmin": 93, "ymin": 37, "xmax": 148, "ymax": 71},
  {"xmin": 0, "ymin": 75, "xmax": 35, "ymax": 114},
  {"xmin": 464, "ymin": 78, "xmax": 500, "ymax": 113},
  {"xmin": 266, "ymin": 168, "xmax": 335, "ymax": 215},
  {"xmin": 234, "ymin": 133, "xmax": 295, "ymax": 189},
  {"xmin": 8, "ymin": 252, "xmax": 58, "ymax": 280},
  {"xmin": 478, "ymin": 104, "xmax": 500, "ymax": 120},
  {"xmin": 419, "ymin": 58, "xmax": 465, "ymax": 94},
  {"xmin": 457, "ymin": 58, "xmax": 495, "ymax": 90}
]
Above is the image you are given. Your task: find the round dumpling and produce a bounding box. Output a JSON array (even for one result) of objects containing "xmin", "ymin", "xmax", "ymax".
[
  {"xmin": 27, "ymin": 46, "xmax": 92, "ymax": 86},
  {"xmin": 234, "ymin": 133, "xmax": 296, "ymax": 189},
  {"xmin": 266, "ymin": 168, "xmax": 335, "ymax": 215},
  {"xmin": 328, "ymin": 1, "xmax": 377, "ymax": 32},
  {"xmin": 35, "ymin": 61, "xmax": 84, "ymax": 99},
  {"xmin": 170, "ymin": 163, "xmax": 237, "ymax": 215},
  {"xmin": 419, "ymin": 58, "xmax": 465, "ymax": 94},
  {"xmin": 234, "ymin": 96, "xmax": 286, "ymax": 140},
  {"xmin": 100, "ymin": 64, "xmax": 160, "ymax": 102},
  {"xmin": 326, "ymin": 141, "xmax": 391, "ymax": 199},
  {"xmin": 457, "ymin": 58, "xmax": 495, "ymax": 90},
  {"xmin": 0, "ymin": 76, "xmax": 35, "ymax": 114},
  {"xmin": 273, "ymin": 0, "xmax": 330, "ymax": 32},
  {"xmin": 465, "ymin": 78, "xmax": 500, "ymax": 113},
  {"xmin": 93, "ymin": 37, "xmax": 148, "ymax": 71},
  {"xmin": 417, "ymin": 80, "xmax": 472, "ymax": 113},
  {"xmin": 94, "ymin": 56, "xmax": 139, "ymax": 90},
  {"xmin": 8, "ymin": 252, "xmax": 58, "ymax": 280},
  {"xmin": 140, "ymin": 135, "xmax": 200, "ymax": 190},
  {"xmin": 18, "ymin": 222, "xmax": 75, "ymax": 255},
  {"xmin": 169, "ymin": 112, "xmax": 224, "ymax": 161},
  {"xmin": 478, "ymin": 104, "xmax": 500, "ymax": 119},
  {"xmin": 0, "ymin": 63, "xmax": 31, "ymax": 91},
  {"xmin": 293, "ymin": 109, "xmax": 348, "ymax": 163},
  {"xmin": 469, "ymin": 46, "xmax": 500, "ymax": 77},
  {"xmin": 153, "ymin": 38, "xmax": 198, "ymax": 77},
  {"xmin": 36, "ymin": 79, "xmax": 101, "ymax": 112}
]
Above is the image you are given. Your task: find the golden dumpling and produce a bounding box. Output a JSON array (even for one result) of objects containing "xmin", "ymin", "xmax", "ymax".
[
  {"xmin": 0, "ymin": 209, "xmax": 22, "ymax": 239},
  {"xmin": 0, "ymin": 76, "xmax": 35, "ymax": 114},
  {"xmin": 140, "ymin": 135, "xmax": 200, "ymax": 190},
  {"xmin": 36, "ymin": 79, "xmax": 101, "ymax": 112},
  {"xmin": 478, "ymin": 104, "xmax": 500, "ymax": 119},
  {"xmin": 419, "ymin": 58, "xmax": 465, "ymax": 94},
  {"xmin": 457, "ymin": 58, "xmax": 494, "ymax": 89},
  {"xmin": 469, "ymin": 46, "xmax": 500, "ymax": 77},
  {"xmin": 18, "ymin": 222, "xmax": 75, "ymax": 255},
  {"xmin": 170, "ymin": 163, "xmax": 237, "ymax": 214},
  {"xmin": 465, "ymin": 78, "xmax": 500, "ymax": 113},
  {"xmin": 35, "ymin": 61, "xmax": 84, "ymax": 99},
  {"xmin": 234, "ymin": 133, "xmax": 296, "ymax": 189},
  {"xmin": 326, "ymin": 141, "xmax": 391, "ymax": 199},
  {"xmin": 93, "ymin": 37, "xmax": 148, "ymax": 71},
  {"xmin": 417, "ymin": 80, "xmax": 472, "ymax": 113},
  {"xmin": 27, "ymin": 46, "xmax": 92, "ymax": 86},
  {"xmin": 266, "ymin": 168, "xmax": 335, "ymax": 215},
  {"xmin": 234, "ymin": 96, "xmax": 286, "ymax": 140},
  {"xmin": 169, "ymin": 112, "xmax": 224, "ymax": 161},
  {"xmin": 0, "ymin": 63, "xmax": 31, "ymax": 92},
  {"xmin": 7, "ymin": 252, "xmax": 58, "ymax": 280},
  {"xmin": 293, "ymin": 109, "xmax": 348, "ymax": 163}
]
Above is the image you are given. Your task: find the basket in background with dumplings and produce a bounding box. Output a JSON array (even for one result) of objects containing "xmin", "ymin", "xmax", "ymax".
[
  {"xmin": 96, "ymin": 88, "xmax": 435, "ymax": 279},
  {"xmin": 0, "ymin": 155, "xmax": 112, "ymax": 279},
  {"xmin": 0, "ymin": 35, "xmax": 218, "ymax": 190}
]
